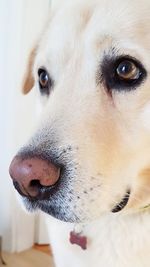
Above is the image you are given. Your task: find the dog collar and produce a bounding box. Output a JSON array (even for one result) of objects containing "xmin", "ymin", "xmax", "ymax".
[
  {"xmin": 69, "ymin": 204, "xmax": 150, "ymax": 250},
  {"xmin": 141, "ymin": 204, "xmax": 150, "ymax": 211}
]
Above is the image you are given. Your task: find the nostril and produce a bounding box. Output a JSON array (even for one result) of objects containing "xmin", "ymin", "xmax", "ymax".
[
  {"xmin": 28, "ymin": 179, "xmax": 43, "ymax": 198},
  {"xmin": 30, "ymin": 179, "xmax": 41, "ymax": 188},
  {"xmin": 13, "ymin": 179, "xmax": 46, "ymax": 199},
  {"xmin": 12, "ymin": 180, "xmax": 35, "ymax": 198}
]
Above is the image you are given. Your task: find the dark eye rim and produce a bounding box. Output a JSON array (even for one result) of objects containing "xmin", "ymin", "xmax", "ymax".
[
  {"xmin": 100, "ymin": 55, "xmax": 147, "ymax": 92},
  {"xmin": 38, "ymin": 67, "xmax": 54, "ymax": 95}
]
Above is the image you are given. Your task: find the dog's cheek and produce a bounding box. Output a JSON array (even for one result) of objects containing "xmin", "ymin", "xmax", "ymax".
[
  {"xmin": 127, "ymin": 168, "xmax": 150, "ymax": 210},
  {"xmin": 140, "ymin": 103, "xmax": 150, "ymax": 130}
]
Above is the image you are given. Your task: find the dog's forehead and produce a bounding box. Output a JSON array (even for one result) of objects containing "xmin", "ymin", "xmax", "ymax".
[
  {"xmin": 35, "ymin": 0, "xmax": 150, "ymax": 73},
  {"xmin": 49, "ymin": 0, "xmax": 150, "ymax": 38}
]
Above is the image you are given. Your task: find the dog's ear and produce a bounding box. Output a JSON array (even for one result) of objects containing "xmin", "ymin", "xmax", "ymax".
[{"xmin": 22, "ymin": 47, "xmax": 37, "ymax": 94}]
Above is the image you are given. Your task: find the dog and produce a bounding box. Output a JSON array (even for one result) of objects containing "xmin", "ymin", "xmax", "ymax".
[{"xmin": 9, "ymin": 0, "xmax": 150, "ymax": 266}]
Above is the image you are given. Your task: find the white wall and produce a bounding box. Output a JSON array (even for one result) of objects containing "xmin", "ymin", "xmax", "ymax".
[{"xmin": 0, "ymin": 0, "xmax": 51, "ymax": 252}]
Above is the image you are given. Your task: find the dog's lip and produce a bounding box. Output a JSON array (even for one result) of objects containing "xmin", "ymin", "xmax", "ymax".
[{"xmin": 111, "ymin": 190, "xmax": 130, "ymax": 213}]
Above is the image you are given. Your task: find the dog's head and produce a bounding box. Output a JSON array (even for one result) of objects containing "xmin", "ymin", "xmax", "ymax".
[{"xmin": 9, "ymin": 0, "xmax": 150, "ymax": 222}]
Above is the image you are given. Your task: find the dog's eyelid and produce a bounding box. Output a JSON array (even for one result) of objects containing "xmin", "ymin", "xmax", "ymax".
[{"xmin": 38, "ymin": 67, "xmax": 47, "ymax": 76}]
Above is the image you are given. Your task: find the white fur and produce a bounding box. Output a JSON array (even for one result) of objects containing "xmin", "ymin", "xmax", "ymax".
[
  {"xmin": 46, "ymin": 212, "xmax": 150, "ymax": 267},
  {"xmin": 23, "ymin": 0, "xmax": 150, "ymax": 266}
]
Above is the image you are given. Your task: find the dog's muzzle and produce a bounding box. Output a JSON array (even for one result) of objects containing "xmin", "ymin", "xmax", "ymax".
[{"xmin": 9, "ymin": 155, "xmax": 61, "ymax": 199}]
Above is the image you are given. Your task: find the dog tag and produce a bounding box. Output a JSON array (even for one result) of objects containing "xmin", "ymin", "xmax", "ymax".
[{"xmin": 69, "ymin": 231, "xmax": 87, "ymax": 250}]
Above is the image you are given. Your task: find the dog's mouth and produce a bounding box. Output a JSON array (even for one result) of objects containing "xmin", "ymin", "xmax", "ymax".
[{"xmin": 111, "ymin": 190, "xmax": 130, "ymax": 213}]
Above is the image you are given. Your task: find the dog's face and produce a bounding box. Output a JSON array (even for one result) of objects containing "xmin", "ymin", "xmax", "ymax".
[{"xmin": 10, "ymin": 0, "xmax": 150, "ymax": 222}]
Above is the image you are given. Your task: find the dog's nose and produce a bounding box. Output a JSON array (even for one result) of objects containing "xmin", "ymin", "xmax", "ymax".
[{"xmin": 9, "ymin": 156, "xmax": 60, "ymax": 198}]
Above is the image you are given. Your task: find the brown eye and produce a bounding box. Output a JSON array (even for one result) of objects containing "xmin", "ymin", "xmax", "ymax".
[
  {"xmin": 116, "ymin": 60, "xmax": 141, "ymax": 80},
  {"xmin": 38, "ymin": 68, "xmax": 53, "ymax": 95},
  {"xmin": 101, "ymin": 55, "xmax": 147, "ymax": 92},
  {"xmin": 39, "ymin": 69, "xmax": 49, "ymax": 88}
]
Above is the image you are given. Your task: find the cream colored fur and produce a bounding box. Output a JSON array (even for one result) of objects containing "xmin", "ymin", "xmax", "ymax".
[
  {"xmin": 23, "ymin": 0, "xmax": 150, "ymax": 266},
  {"xmin": 46, "ymin": 212, "xmax": 150, "ymax": 267}
]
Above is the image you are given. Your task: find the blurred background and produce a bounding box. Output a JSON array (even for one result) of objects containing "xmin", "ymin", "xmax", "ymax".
[{"xmin": 0, "ymin": 0, "xmax": 54, "ymax": 265}]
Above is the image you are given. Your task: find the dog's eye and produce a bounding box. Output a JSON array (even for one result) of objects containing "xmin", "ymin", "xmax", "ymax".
[
  {"xmin": 38, "ymin": 68, "xmax": 53, "ymax": 95},
  {"xmin": 101, "ymin": 56, "xmax": 147, "ymax": 92},
  {"xmin": 39, "ymin": 70, "xmax": 49, "ymax": 87},
  {"xmin": 116, "ymin": 60, "xmax": 141, "ymax": 80}
]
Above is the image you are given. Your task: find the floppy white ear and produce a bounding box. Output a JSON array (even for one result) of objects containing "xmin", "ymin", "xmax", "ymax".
[{"xmin": 22, "ymin": 47, "xmax": 37, "ymax": 94}]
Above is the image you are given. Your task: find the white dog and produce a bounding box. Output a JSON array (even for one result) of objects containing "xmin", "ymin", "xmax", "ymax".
[{"xmin": 9, "ymin": 0, "xmax": 150, "ymax": 266}]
